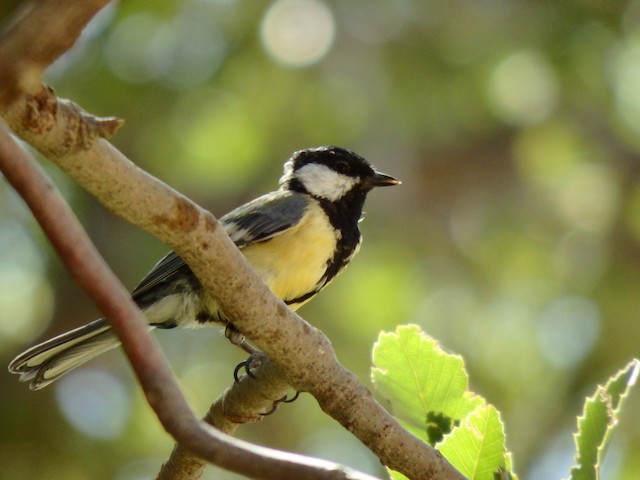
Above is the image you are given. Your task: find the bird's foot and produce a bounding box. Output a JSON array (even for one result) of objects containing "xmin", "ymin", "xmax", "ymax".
[
  {"xmin": 233, "ymin": 350, "xmax": 266, "ymax": 382},
  {"xmin": 231, "ymin": 348, "xmax": 302, "ymax": 415},
  {"xmin": 260, "ymin": 391, "xmax": 301, "ymax": 416}
]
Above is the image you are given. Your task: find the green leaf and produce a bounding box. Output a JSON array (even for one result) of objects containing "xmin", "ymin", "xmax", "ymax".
[
  {"xmin": 438, "ymin": 405, "xmax": 508, "ymax": 480},
  {"xmin": 374, "ymin": 325, "xmax": 517, "ymax": 480},
  {"xmin": 569, "ymin": 359, "xmax": 640, "ymax": 480},
  {"xmin": 372, "ymin": 324, "xmax": 484, "ymax": 431}
]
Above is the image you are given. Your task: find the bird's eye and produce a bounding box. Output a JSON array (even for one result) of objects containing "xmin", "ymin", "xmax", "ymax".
[{"xmin": 335, "ymin": 160, "xmax": 350, "ymax": 174}]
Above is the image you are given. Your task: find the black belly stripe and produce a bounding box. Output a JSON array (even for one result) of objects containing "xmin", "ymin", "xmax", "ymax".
[{"xmin": 285, "ymin": 289, "xmax": 320, "ymax": 306}]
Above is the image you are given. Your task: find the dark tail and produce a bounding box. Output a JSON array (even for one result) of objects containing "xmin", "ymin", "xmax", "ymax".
[{"xmin": 8, "ymin": 318, "xmax": 122, "ymax": 390}]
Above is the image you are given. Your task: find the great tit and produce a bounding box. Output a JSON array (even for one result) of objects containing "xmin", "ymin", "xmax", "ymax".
[{"xmin": 9, "ymin": 146, "xmax": 400, "ymax": 390}]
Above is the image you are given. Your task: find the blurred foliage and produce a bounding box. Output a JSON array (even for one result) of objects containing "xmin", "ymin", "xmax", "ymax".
[{"xmin": 1, "ymin": 0, "xmax": 640, "ymax": 479}]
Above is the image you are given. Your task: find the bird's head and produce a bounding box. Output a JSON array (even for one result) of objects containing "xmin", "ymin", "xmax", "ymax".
[{"xmin": 280, "ymin": 146, "xmax": 400, "ymax": 201}]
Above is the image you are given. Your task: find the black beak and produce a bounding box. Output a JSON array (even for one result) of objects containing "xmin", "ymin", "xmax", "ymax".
[{"xmin": 366, "ymin": 171, "xmax": 401, "ymax": 188}]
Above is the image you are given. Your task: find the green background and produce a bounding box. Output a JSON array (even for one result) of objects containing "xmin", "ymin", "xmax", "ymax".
[{"xmin": 1, "ymin": 0, "xmax": 639, "ymax": 479}]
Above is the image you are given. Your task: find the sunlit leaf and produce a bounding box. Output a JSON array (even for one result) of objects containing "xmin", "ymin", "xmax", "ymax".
[
  {"xmin": 374, "ymin": 325, "xmax": 518, "ymax": 480},
  {"xmin": 438, "ymin": 405, "xmax": 508, "ymax": 480},
  {"xmin": 569, "ymin": 359, "xmax": 640, "ymax": 480},
  {"xmin": 372, "ymin": 324, "xmax": 484, "ymax": 432}
]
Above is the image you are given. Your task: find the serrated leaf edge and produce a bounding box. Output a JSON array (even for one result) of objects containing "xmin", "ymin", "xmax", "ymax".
[{"xmin": 568, "ymin": 359, "xmax": 640, "ymax": 480}]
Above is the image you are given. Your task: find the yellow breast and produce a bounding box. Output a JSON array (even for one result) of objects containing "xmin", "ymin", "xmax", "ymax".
[{"xmin": 240, "ymin": 201, "xmax": 338, "ymax": 309}]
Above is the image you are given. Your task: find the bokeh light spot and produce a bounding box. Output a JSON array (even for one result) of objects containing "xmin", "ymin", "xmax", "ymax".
[
  {"xmin": 56, "ymin": 369, "xmax": 131, "ymax": 439},
  {"xmin": 149, "ymin": 11, "xmax": 226, "ymax": 89},
  {"xmin": 260, "ymin": 0, "xmax": 335, "ymax": 67},
  {"xmin": 536, "ymin": 296, "xmax": 600, "ymax": 369},
  {"xmin": 0, "ymin": 266, "xmax": 53, "ymax": 343},
  {"xmin": 175, "ymin": 94, "xmax": 265, "ymax": 193},
  {"xmin": 610, "ymin": 37, "xmax": 640, "ymax": 133},
  {"xmin": 555, "ymin": 163, "xmax": 619, "ymax": 233},
  {"xmin": 104, "ymin": 11, "xmax": 225, "ymax": 87},
  {"xmin": 487, "ymin": 50, "xmax": 559, "ymax": 126},
  {"xmin": 0, "ymin": 219, "xmax": 54, "ymax": 346}
]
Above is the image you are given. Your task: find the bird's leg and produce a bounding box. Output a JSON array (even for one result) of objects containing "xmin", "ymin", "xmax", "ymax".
[{"xmin": 224, "ymin": 323, "xmax": 257, "ymax": 354}]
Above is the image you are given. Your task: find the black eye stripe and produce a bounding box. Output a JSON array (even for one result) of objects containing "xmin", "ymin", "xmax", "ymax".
[{"xmin": 335, "ymin": 160, "xmax": 350, "ymax": 174}]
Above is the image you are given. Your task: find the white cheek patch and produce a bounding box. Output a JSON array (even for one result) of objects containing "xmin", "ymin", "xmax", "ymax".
[{"xmin": 295, "ymin": 164, "xmax": 358, "ymax": 201}]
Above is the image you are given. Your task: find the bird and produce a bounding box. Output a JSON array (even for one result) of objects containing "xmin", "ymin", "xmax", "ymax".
[{"xmin": 8, "ymin": 146, "xmax": 400, "ymax": 390}]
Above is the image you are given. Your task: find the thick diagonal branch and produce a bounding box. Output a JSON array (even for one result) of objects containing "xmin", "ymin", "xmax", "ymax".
[{"xmin": 0, "ymin": 121, "xmax": 381, "ymax": 480}]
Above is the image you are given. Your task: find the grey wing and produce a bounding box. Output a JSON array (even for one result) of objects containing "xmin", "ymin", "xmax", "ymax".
[
  {"xmin": 220, "ymin": 190, "xmax": 308, "ymax": 247},
  {"xmin": 130, "ymin": 191, "xmax": 308, "ymax": 302},
  {"xmin": 131, "ymin": 251, "xmax": 193, "ymax": 307}
]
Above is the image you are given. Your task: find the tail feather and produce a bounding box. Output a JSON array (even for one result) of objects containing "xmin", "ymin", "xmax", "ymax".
[{"xmin": 8, "ymin": 318, "xmax": 122, "ymax": 390}]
